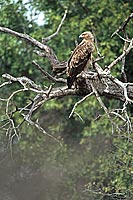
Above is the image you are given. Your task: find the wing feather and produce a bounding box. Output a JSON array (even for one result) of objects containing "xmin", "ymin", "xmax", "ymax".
[{"xmin": 67, "ymin": 40, "xmax": 94, "ymax": 77}]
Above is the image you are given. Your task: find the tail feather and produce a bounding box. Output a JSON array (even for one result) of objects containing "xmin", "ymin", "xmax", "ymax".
[{"xmin": 67, "ymin": 76, "xmax": 76, "ymax": 89}]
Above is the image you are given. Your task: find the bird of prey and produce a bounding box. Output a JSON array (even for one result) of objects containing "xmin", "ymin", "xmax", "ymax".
[{"xmin": 67, "ymin": 31, "xmax": 95, "ymax": 89}]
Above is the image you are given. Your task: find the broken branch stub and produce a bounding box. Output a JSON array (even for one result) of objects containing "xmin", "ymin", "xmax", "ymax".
[{"xmin": 0, "ymin": 13, "xmax": 133, "ymax": 140}]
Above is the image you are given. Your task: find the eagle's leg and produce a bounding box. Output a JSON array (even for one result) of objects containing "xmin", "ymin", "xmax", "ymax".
[
  {"xmin": 74, "ymin": 78, "xmax": 78, "ymax": 89},
  {"xmin": 67, "ymin": 76, "xmax": 76, "ymax": 89}
]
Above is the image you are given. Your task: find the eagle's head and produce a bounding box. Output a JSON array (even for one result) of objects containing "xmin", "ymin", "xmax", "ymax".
[{"xmin": 79, "ymin": 31, "xmax": 94, "ymax": 41}]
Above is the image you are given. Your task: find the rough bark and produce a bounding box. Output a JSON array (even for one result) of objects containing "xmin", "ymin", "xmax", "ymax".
[{"xmin": 0, "ymin": 12, "xmax": 133, "ymax": 138}]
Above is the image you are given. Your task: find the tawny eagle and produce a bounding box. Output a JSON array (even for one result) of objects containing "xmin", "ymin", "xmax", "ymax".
[{"xmin": 67, "ymin": 31, "xmax": 95, "ymax": 89}]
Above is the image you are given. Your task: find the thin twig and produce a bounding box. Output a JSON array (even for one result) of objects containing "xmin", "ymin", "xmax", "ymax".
[
  {"xmin": 90, "ymin": 82, "xmax": 110, "ymax": 118},
  {"xmin": 92, "ymin": 56, "xmax": 104, "ymax": 64},
  {"xmin": 115, "ymin": 33, "xmax": 130, "ymax": 43},
  {"xmin": 0, "ymin": 80, "xmax": 12, "ymax": 88},
  {"xmin": 74, "ymin": 112, "xmax": 84, "ymax": 122},
  {"xmin": 2, "ymin": 73, "xmax": 45, "ymax": 90},
  {"xmin": 24, "ymin": 115, "xmax": 62, "ymax": 146},
  {"xmin": 0, "ymin": 26, "xmax": 61, "ymax": 69},
  {"xmin": 32, "ymin": 60, "xmax": 66, "ymax": 83},
  {"xmin": 111, "ymin": 12, "xmax": 133, "ymax": 37},
  {"xmin": 69, "ymin": 92, "xmax": 94, "ymax": 118},
  {"xmin": 42, "ymin": 10, "xmax": 67, "ymax": 42},
  {"xmin": 105, "ymin": 39, "xmax": 133, "ymax": 72},
  {"xmin": 0, "ymin": 26, "xmax": 48, "ymax": 50},
  {"xmin": 110, "ymin": 111, "xmax": 126, "ymax": 122},
  {"xmin": 121, "ymin": 31, "xmax": 129, "ymax": 82},
  {"xmin": 92, "ymin": 31, "xmax": 102, "ymax": 57},
  {"xmin": 47, "ymin": 84, "xmax": 54, "ymax": 97}
]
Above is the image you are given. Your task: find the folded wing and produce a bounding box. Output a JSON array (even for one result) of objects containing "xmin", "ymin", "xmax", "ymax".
[{"xmin": 67, "ymin": 38, "xmax": 94, "ymax": 89}]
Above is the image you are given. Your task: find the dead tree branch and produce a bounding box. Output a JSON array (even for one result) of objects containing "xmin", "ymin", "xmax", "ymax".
[
  {"xmin": 42, "ymin": 10, "xmax": 68, "ymax": 43},
  {"xmin": 0, "ymin": 26, "xmax": 62, "ymax": 70},
  {"xmin": 0, "ymin": 13, "xmax": 133, "ymax": 141},
  {"xmin": 111, "ymin": 12, "xmax": 133, "ymax": 37},
  {"xmin": 32, "ymin": 60, "xmax": 66, "ymax": 83},
  {"xmin": 69, "ymin": 92, "xmax": 94, "ymax": 118},
  {"xmin": 105, "ymin": 38, "xmax": 133, "ymax": 73}
]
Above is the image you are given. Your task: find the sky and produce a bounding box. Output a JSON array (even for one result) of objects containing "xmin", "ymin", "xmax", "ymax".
[{"xmin": 22, "ymin": 0, "xmax": 44, "ymax": 26}]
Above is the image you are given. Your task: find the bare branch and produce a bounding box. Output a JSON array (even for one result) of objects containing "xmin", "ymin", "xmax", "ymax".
[
  {"xmin": 32, "ymin": 60, "xmax": 66, "ymax": 83},
  {"xmin": 2, "ymin": 73, "xmax": 46, "ymax": 91},
  {"xmin": 42, "ymin": 10, "xmax": 68, "ymax": 42},
  {"xmin": 0, "ymin": 26, "xmax": 60, "ymax": 69},
  {"xmin": 110, "ymin": 111, "xmax": 126, "ymax": 122},
  {"xmin": 0, "ymin": 26, "xmax": 47, "ymax": 50},
  {"xmin": 30, "ymin": 87, "xmax": 77, "ymax": 114},
  {"xmin": 92, "ymin": 31, "xmax": 102, "ymax": 57},
  {"xmin": 111, "ymin": 78, "xmax": 133, "ymax": 104},
  {"xmin": 111, "ymin": 12, "xmax": 133, "ymax": 37},
  {"xmin": 24, "ymin": 116, "xmax": 62, "ymax": 145},
  {"xmin": 0, "ymin": 12, "xmax": 133, "ymax": 140},
  {"xmin": 4, "ymin": 88, "xmax": 28, "ymax": 147},
  {"xmin": 122, "ymin": 104, "xmax": 132, "ymax": 134},
  {"xmin": 92, "ymin": 56, "xmax": 104, "ymax": 64},
  {"xmin": 115, "ymin": 33, "xmax": 130, "ymax": 43},
  {"xmin": 0, "ymin": 80, "xmax": 12, "ymax": 88},
  {"xmin": 105, "ymin": 39, "xmax": 133, "ymax": 72},
  {"xmin": 69, "ymin": 92, "xmax": 94, "ymax": 118},
  {"xmin": 121, "ymin": 31, "xmax": 129, "ymax": 82},
  {"xmin": 90, "ymin": 82, "xmax": 110, "ymax": 118}
]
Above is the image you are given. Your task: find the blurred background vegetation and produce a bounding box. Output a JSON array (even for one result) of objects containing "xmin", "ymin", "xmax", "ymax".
[{"xmin": 0, "ymin": 0, "xmax": 133, "ymax": 199}]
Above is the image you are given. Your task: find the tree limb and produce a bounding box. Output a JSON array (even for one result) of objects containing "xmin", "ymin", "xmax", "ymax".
[
  {"xmin": 111, "ymin": 12, "xmax": 133, "ymax": 37},
  {"xmin": 0, "ymin": 13, "xmax": 133, "ymax": 140},
  {"xmin": 105, "ymin": 39, "xmax": 133, "ymax": 72},
  {"xmin": 0, "ymin": 26, "xmax": 61, "ymax": 70},
  {"xmin": 42, "ymin": 10, "xmax": 68, "ymax": 43},
  {"xmin": 32, "ymin": 60, "xmax": 66, "ymax": 83}
]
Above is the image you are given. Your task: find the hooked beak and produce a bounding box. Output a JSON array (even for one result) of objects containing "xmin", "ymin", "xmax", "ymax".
[{"xmin": 79, "ymin": 34, "xmax": 83, "ymax": 38}]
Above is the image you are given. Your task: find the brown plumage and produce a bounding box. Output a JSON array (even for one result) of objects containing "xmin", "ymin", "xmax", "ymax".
[{"xmin": 67, "ymin": 31, "xmax": 95, "ymax": 89}]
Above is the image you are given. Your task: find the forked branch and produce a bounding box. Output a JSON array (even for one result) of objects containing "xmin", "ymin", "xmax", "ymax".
[{"xmin": 0, "ymin": 13, "xmax": 133, "ymax": 141}]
